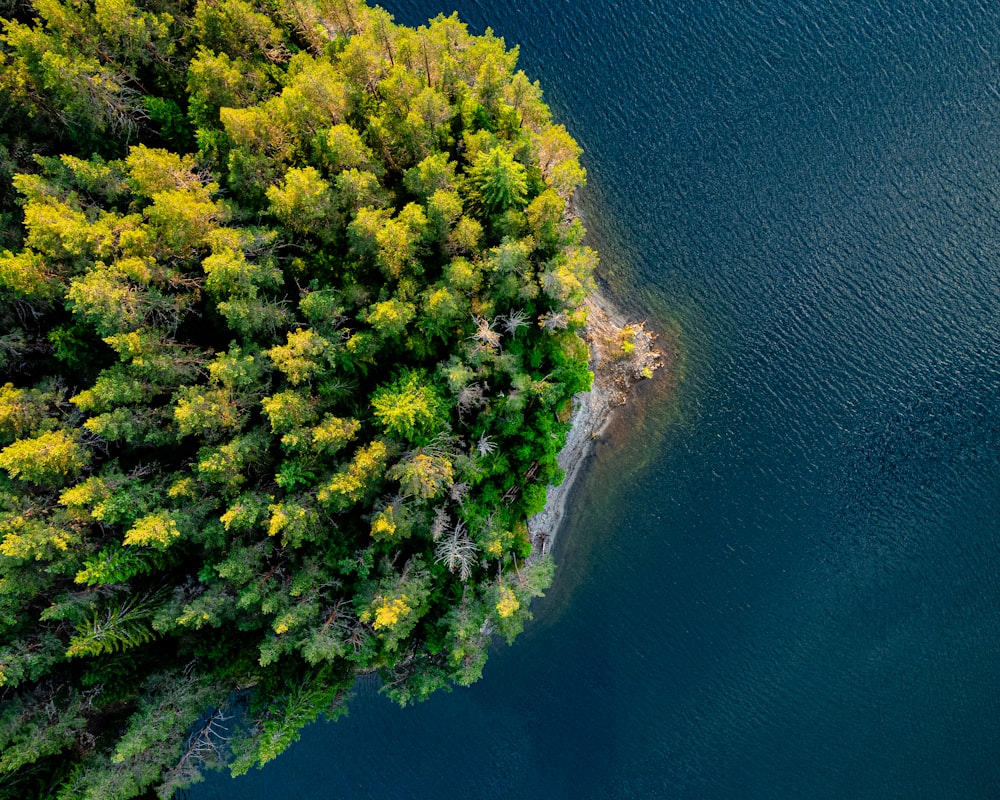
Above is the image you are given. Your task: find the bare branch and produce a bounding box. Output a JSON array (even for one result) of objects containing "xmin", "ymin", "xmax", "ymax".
[
  {"xmin": 475, "ymin": 434, "xmax": 497, "ymax": 457},
  {"xmin": 457, "ymin": 382, "xmax": 486, "ymax": 415},
  {"xmin": 434, "ymin": 520, "xmax": 478, "ymax": 581},
  {"xmin": 539, "ymin": 311, "xmax": 569, "ymax": 331},
  {"xmin": 502, "ymin": 308, "xmax": 529, "ymax": 337},
  {"xmin": 470, "ymin": 315, "xmax": 502, "ymax": 351},
  {"xmin": 431, "ymin": 506, "xmax": 450, "ymax": 541}
]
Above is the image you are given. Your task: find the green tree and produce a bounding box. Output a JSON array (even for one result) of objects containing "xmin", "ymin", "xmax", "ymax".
[{"xmin": 465, "ymin": 145, "xmax": 529, "ymax": 216}]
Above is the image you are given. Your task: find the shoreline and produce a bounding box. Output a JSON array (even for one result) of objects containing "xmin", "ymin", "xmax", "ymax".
[{"xmin": 527, "ymin": 289, "xmax": 666, "ymax": 557}]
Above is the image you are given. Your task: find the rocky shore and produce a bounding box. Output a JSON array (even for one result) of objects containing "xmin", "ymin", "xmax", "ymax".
[{"xmin": 527, "ymin": 290, "xmax": 665, "ymax": 556}]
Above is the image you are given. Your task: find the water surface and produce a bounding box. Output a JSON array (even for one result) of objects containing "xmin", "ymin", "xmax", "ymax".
[{"xmin": 194, "ymin": 1, "xmax": 1000, "ymax": 797}]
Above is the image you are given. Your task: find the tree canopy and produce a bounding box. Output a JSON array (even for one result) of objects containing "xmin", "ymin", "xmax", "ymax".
[{"xmin": 0, "ymin": 1, "xmax": 596, "ymax": 797}]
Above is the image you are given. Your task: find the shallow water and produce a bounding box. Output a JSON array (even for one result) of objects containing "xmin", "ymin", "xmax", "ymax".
[{"xmin": 193, "ymin": 1, "xmax": 1000, "ymax": 797}]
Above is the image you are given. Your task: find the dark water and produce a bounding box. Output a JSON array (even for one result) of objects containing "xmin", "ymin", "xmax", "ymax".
[{"xmin": 194, "ymin": 1, "xmax": 1000, "ymax": 797}]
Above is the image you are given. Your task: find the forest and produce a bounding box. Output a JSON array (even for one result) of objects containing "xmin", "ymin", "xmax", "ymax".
[{"xmin": 0, "ymin": 0, "xmax": 596, "ymax": 796}]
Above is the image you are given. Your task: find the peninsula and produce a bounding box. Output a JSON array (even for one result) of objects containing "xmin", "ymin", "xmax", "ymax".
[{"xmin": 0, "ymin": 1, "xmax": 660, "ymax": 797}]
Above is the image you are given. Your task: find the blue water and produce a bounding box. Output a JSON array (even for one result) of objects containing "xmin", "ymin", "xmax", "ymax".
[{"xmin": 194, "ymin": 1, "xmax": 1000, "ymax": 797}]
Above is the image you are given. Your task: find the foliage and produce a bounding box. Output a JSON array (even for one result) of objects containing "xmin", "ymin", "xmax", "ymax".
[{"xmin": 0, "ymin": 0, "xmax": 596, "ymax": 796}]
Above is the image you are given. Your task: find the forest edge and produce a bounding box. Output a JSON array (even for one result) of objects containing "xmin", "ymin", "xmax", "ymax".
[{"xmin": 528, "ymin": 289, "xmax": 666, "ymax": 558}]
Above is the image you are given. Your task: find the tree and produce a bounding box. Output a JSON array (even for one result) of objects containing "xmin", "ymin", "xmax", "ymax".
[
  {"xmin": 363, "ymin": 296, "xmax": 416, "ymax": 339},
  {"xmin": 64, "ymin": 593, "xmax": 160, "ymax": 658},
  {"xmin": 533, "ymin": 124, "xmax": 587, "ymax": 197},
  {"xmin": 390, "ymin": 451, "xmax": 454, "ymax": 500},
  {"xmin": 317, "ymin": 439, "xmax": 387, "ymax": 509},
  {"xmin": 0, "ymin": 429, "xmax": 88, "ymax": 485},
  {"xmin": 267, "ymin": 328, "xmax": 334, "ymax": 385},
  {"xmin": 465, "ymin": 145, "xmax": 529, "ymax": 216},
  {"xmin": 370, "ymin": 370, "xmax": 446, "ymax": 442},
  {"xmin": 434, "ymin": 519, "xmax": 477, "ymax": 580},
  {"xmin": 266, "ymin": 166, "xmax": 338, "ymax": 240}
]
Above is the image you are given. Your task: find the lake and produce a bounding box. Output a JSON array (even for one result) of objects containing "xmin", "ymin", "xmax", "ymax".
[{"xmin": 192, "ymin": 0, "xmax": 1000, "ymax": 797}]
